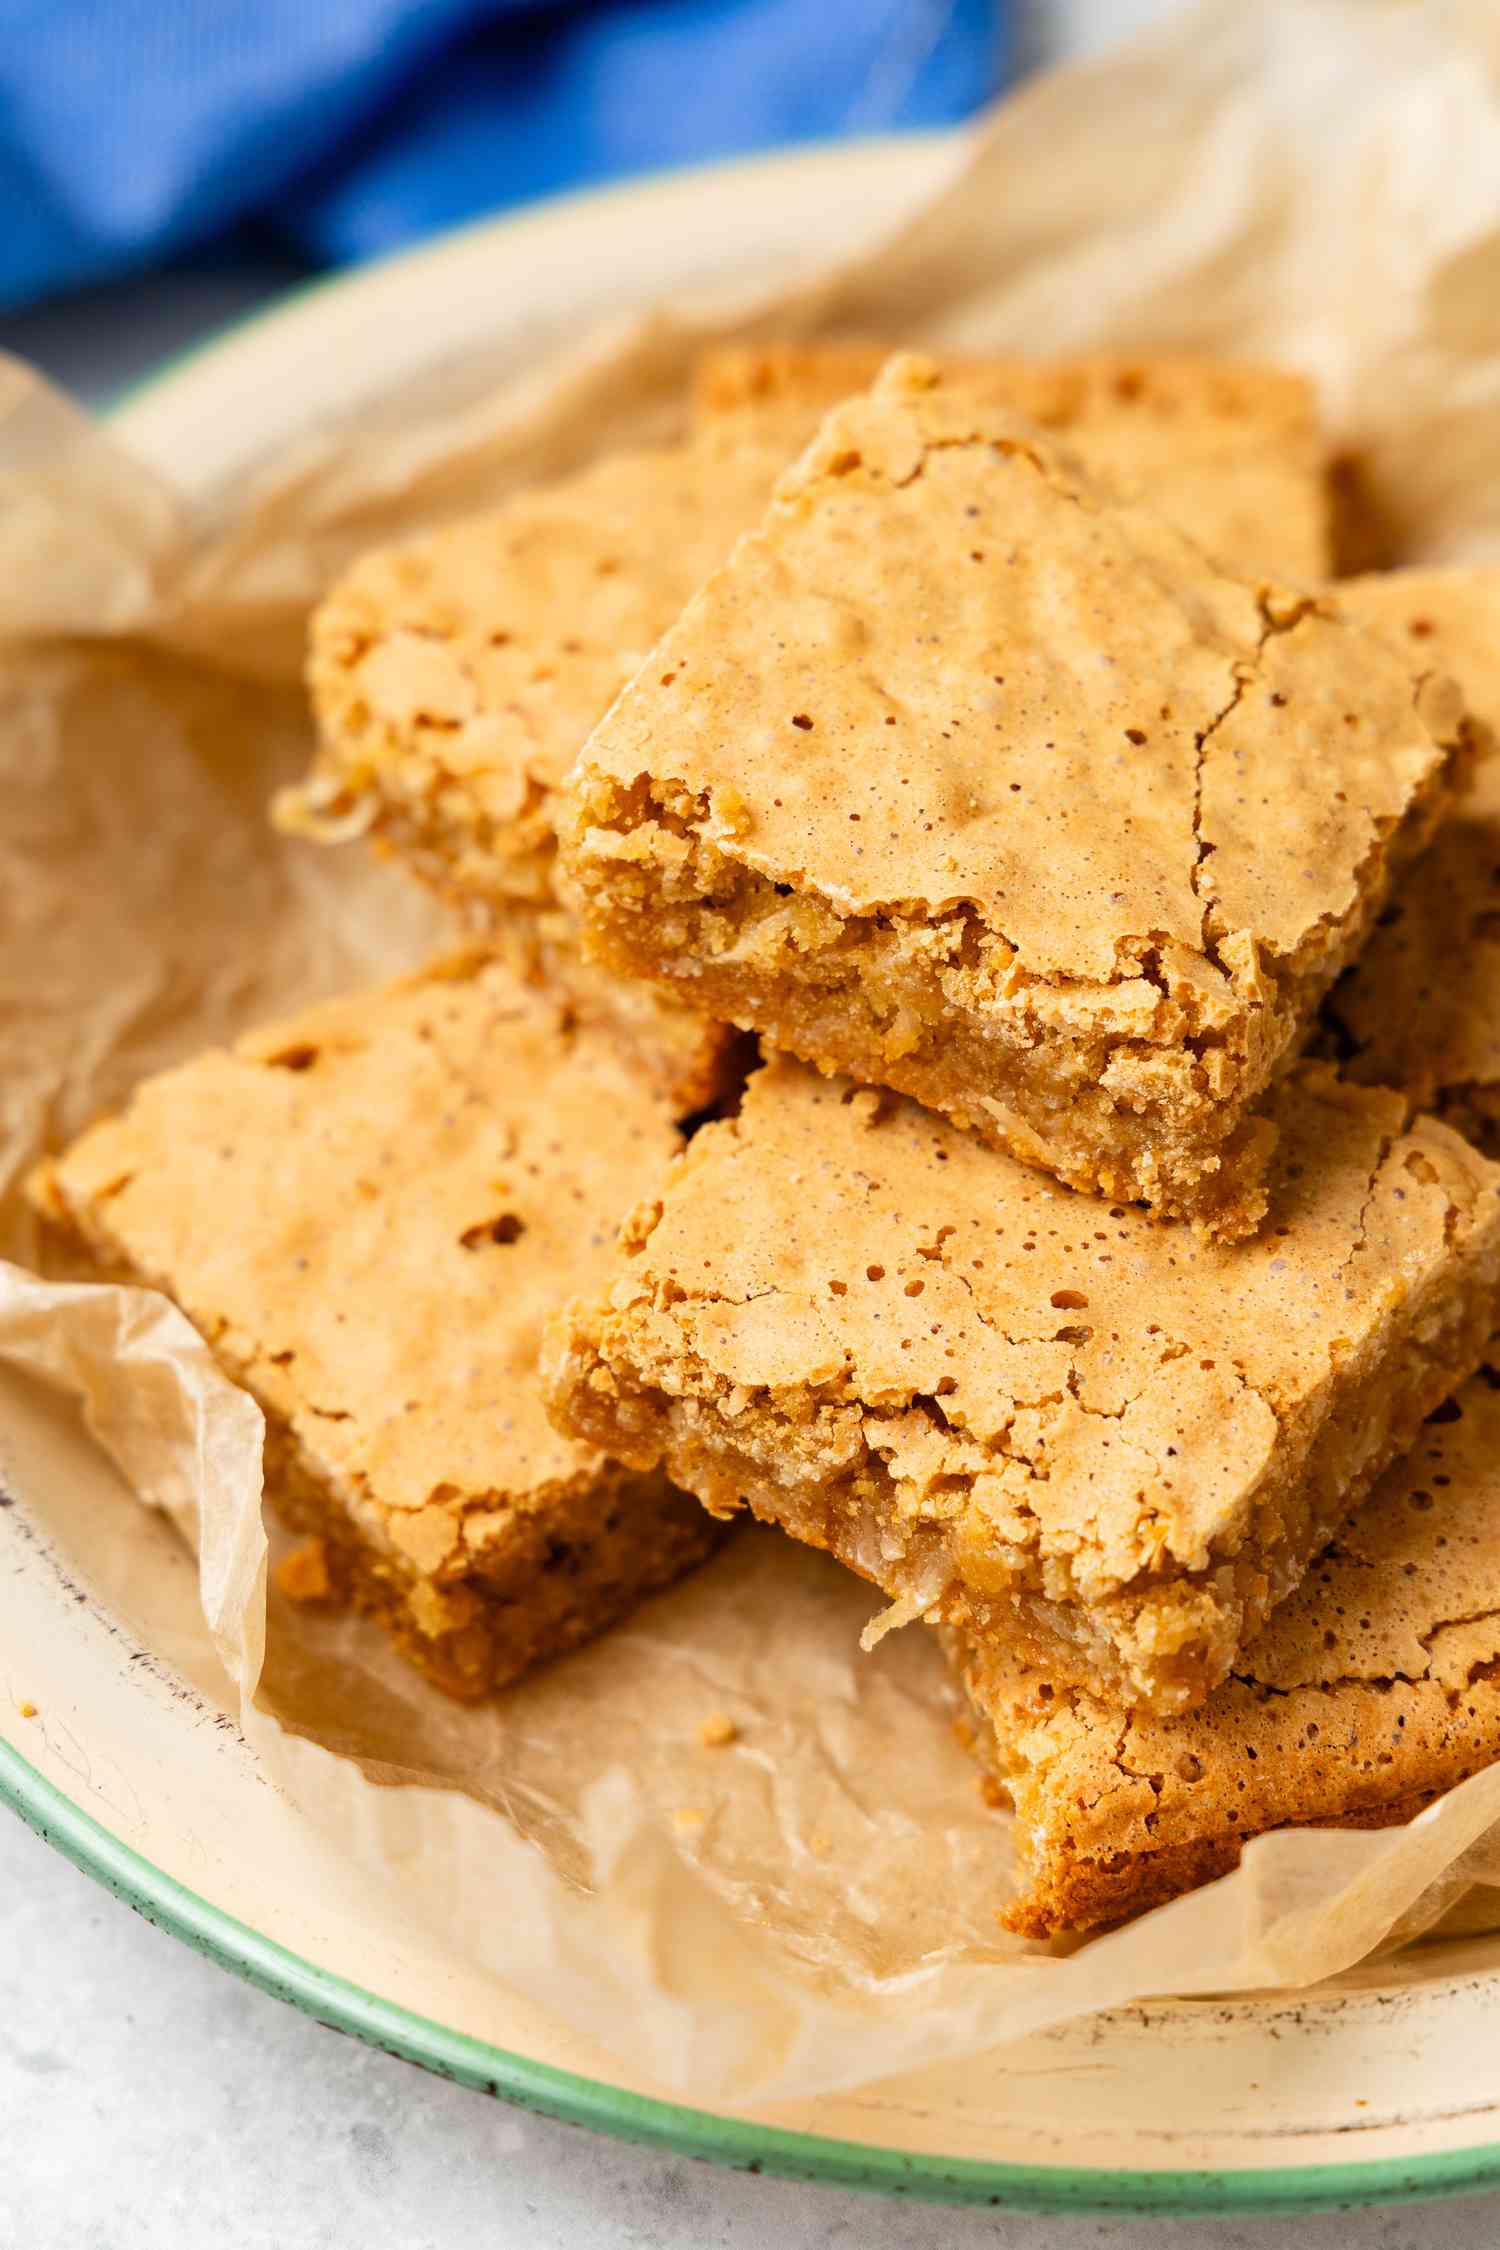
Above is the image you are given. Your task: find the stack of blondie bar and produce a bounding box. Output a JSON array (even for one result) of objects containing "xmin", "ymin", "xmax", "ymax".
[{"xmin": 33, "ymin": 343, "xmax": 1500, "ymax": 1939}]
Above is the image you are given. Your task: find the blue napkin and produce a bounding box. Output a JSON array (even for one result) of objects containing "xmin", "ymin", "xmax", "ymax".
[{"xmin": 3, "ymin": 0, "xmax": 1007, "ymax": 310}]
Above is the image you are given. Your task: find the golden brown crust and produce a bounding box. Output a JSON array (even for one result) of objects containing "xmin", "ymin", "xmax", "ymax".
[
  {"xmin": 545, "ymin": 1051, "xmax": 1500, "ymax": 1715},
  {"xmin": 291, "ymin": 425, "xmax": 797, "ymax": 917},
  {"xmin": 289, "ymin": 425, "xmax": 789, "ymax": 1114},
  {"xmin": 562, "ymin": 355, "xmax": 1461, "ymax": 1232},
  {"xmin": 693, "ymin": 342, "xmax": 1333, "ymax": 581},
  {"xmin": 30, "ymin": 954, "xmax": 718, "ymax": 1698},
  {"xmin": 292, "ymin": 342, "xmax": 1334, "ymax": 1136},
  {"xmin": 295, "ymin": 342, "xmax": 1332, "ymax": 944},
  {"xmin": 955, "ymin": 1368, "xmax": 1500, "ymax": 1934},
  {"xmin": 993, "ymin": 1792, "xmax": 1453, "ymax": 1941}
]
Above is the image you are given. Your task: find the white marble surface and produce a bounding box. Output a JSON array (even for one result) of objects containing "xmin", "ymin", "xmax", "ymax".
[{"xmin": 7, "ymin": 3, "xmax": 1493, "ymax": 2242}]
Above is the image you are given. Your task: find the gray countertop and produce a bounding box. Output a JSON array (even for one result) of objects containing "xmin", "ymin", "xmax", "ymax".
[{"xmin": 4, "ymin": 4, "xmax": 1490, "ymax": 2243}]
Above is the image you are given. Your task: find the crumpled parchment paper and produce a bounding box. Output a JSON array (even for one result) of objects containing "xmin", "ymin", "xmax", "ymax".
[{"xmin": 6, "ymin": 0, "xmax": 1500, "ymax": 2105}]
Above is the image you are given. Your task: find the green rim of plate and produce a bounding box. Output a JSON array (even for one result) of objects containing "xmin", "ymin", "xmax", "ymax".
[
  {"xmin": 7, "ymin": 1737, "xmax": 1500, "ymax": 2216},
  {"xmin": 5, "ymin": 148, "xmax": 1491, "ymax": 2215}
]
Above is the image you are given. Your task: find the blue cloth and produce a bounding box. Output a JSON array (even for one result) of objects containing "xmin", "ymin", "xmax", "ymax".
[{"xmin": 1, "ymin": 1, "xmax": 1007, "ymax": 310}]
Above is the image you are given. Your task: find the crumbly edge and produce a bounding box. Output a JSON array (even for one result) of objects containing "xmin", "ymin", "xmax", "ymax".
[
  {"xmin": 277, "ymin": 709, "xmax": 740, "ymax": 1120},
  {"xmin": 549, "ymin": 1153, "xmax": 1500, "ymax": 1715},
  {"xmin": 34, "ymin": 1207, "xmax": 719, "ymax": 1703},
  {"xmin": 281, "ymin": 732, "xmax": 558, "ymax": 916},
  {"xmin": 295, "ymin": 591, "xmax": 560, "ymax": 911},
  {"xmin": 294, "ymin": 603, "xmax": 742, "ymax": 1121},
  {"xmin": 957, "ymin": 1641, "xmax": 1478, "ymax": 1938},
  {"xmin": 952, "ymin": 1611, "xmax": 1500, "ymax": 1937},
  {"xmin": 267, "ymin": 1420, "xmax": 719, "ymax": 1701},
  {"xmin": 565, "ymin": 727, "xmax": 1456, "ymax": 1235}
]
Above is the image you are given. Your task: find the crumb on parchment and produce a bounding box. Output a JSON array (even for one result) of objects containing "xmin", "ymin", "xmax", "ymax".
[
  {"xmin": 275, "ymin": 1537, "xmax": 333, "ymax": 1605},
  {"xmin": 697, "ymin": 1711, "xmax": 738, "ymax": 1748}
]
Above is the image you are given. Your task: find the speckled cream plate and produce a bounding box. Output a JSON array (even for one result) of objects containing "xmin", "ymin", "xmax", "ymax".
[{"xmin": 7, "ymin": 139, "xmax": 1500, "ymax": 2218}]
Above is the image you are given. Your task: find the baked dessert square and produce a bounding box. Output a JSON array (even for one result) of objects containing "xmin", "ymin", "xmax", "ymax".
[
  {"xmin": 561, "ymin": 355, "xmax": 1464, "ymax": 1235},
  {"xmin": 292, "ymin": 342, "xmax": 1334, "ymax": 1122},
  {"xmin": 547, "ymin": 1052, "xmax": 1500, "ymax": 1716},
  {"xmin": 30, "ymin": 955, "xmax": 718, "ymax": 1701},
  {"xmin": 694, "ymin": 341, "xmax": 1335, "ymax": 582},
  {"xmin": 295, "ymin": 341, "xmax": 1333, "ymax": 935},
  {"xmin": 287, "ymin": 424, "xmax": 803, "ymax": 1115},
  {"xmin": 954, "ymin": 1357, "xmax": 1500, "ymax": 1935},
  {"xmin": 1325, "ymin": 568, "xmax": 1500, "ymax": 1151},
  {"xmin": 293, "ymin": 423, "xmax": 796, "ymax": 924}
]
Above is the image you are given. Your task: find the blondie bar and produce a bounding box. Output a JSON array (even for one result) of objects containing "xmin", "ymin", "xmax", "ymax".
[
  {"xmin": 294, "ymin": 424, "xmax": 795, "ymax": 921},
  {"xmin": 955, "ymin": 1360, "xmax": 1500, "ymax": 1935},
  {"xmin": 297, "ymin": 343, "xmax": 1332, "ymax": 939},
  {"xmin": 695, "ymin": 342, "xmax": 1333, "ymax": 582},
  {"xmin": 1326, "ymin": 569, "xmax": 1500, "ymax": 1149},
  {"xmin": 561, "ymin": 356, "xmax": 1463, "ymax": 1235},
  {"xmin": 547, "ymin": 1053, "xmax": 1500, "ymax": 1715},
  {"xmin": 31, "ymin": 956, "xmax": 717, "ymax": 1700},
  {"xmin": 289, "ymin": 425, "xmax": 806, "ymax": 1115}
]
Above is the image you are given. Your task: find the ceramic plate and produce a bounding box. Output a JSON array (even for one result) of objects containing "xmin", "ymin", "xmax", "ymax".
[{"xmin": 6, "ymin": 137, "xmax": 1500, "ymax": 2217}]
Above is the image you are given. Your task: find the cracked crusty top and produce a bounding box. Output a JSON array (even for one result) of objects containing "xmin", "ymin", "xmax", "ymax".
[
  {"xmin": 968, "ymin": 1361, "xmax": 1500, "ymax": 1899},
  {"xmin": 296, "ymin": 422, "xmax": 801, "ymax": 898},
  {"xmin": 32, "ymin": 958, "xmax": 683, "ymax": 1582},
  {"xmin": 579, "ymin": 1052, "xmax": 1500, "ymax": 1602},
  {"xmin": 1328, "ymin": 568, "xmax": 1500, "ymax": 1108},
  {"xmin": 694, "ymin": 342, "xmax": 1333, "ymax": 583},
  {"xmin": 570, "ymin": 355, "xmax": 1459, "ymax": 1013}
]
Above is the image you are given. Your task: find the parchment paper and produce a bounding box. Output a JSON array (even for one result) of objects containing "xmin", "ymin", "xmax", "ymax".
[{"xmin": 7, "ymin": 0, "xmax": 1500, "ymax": 2105}]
